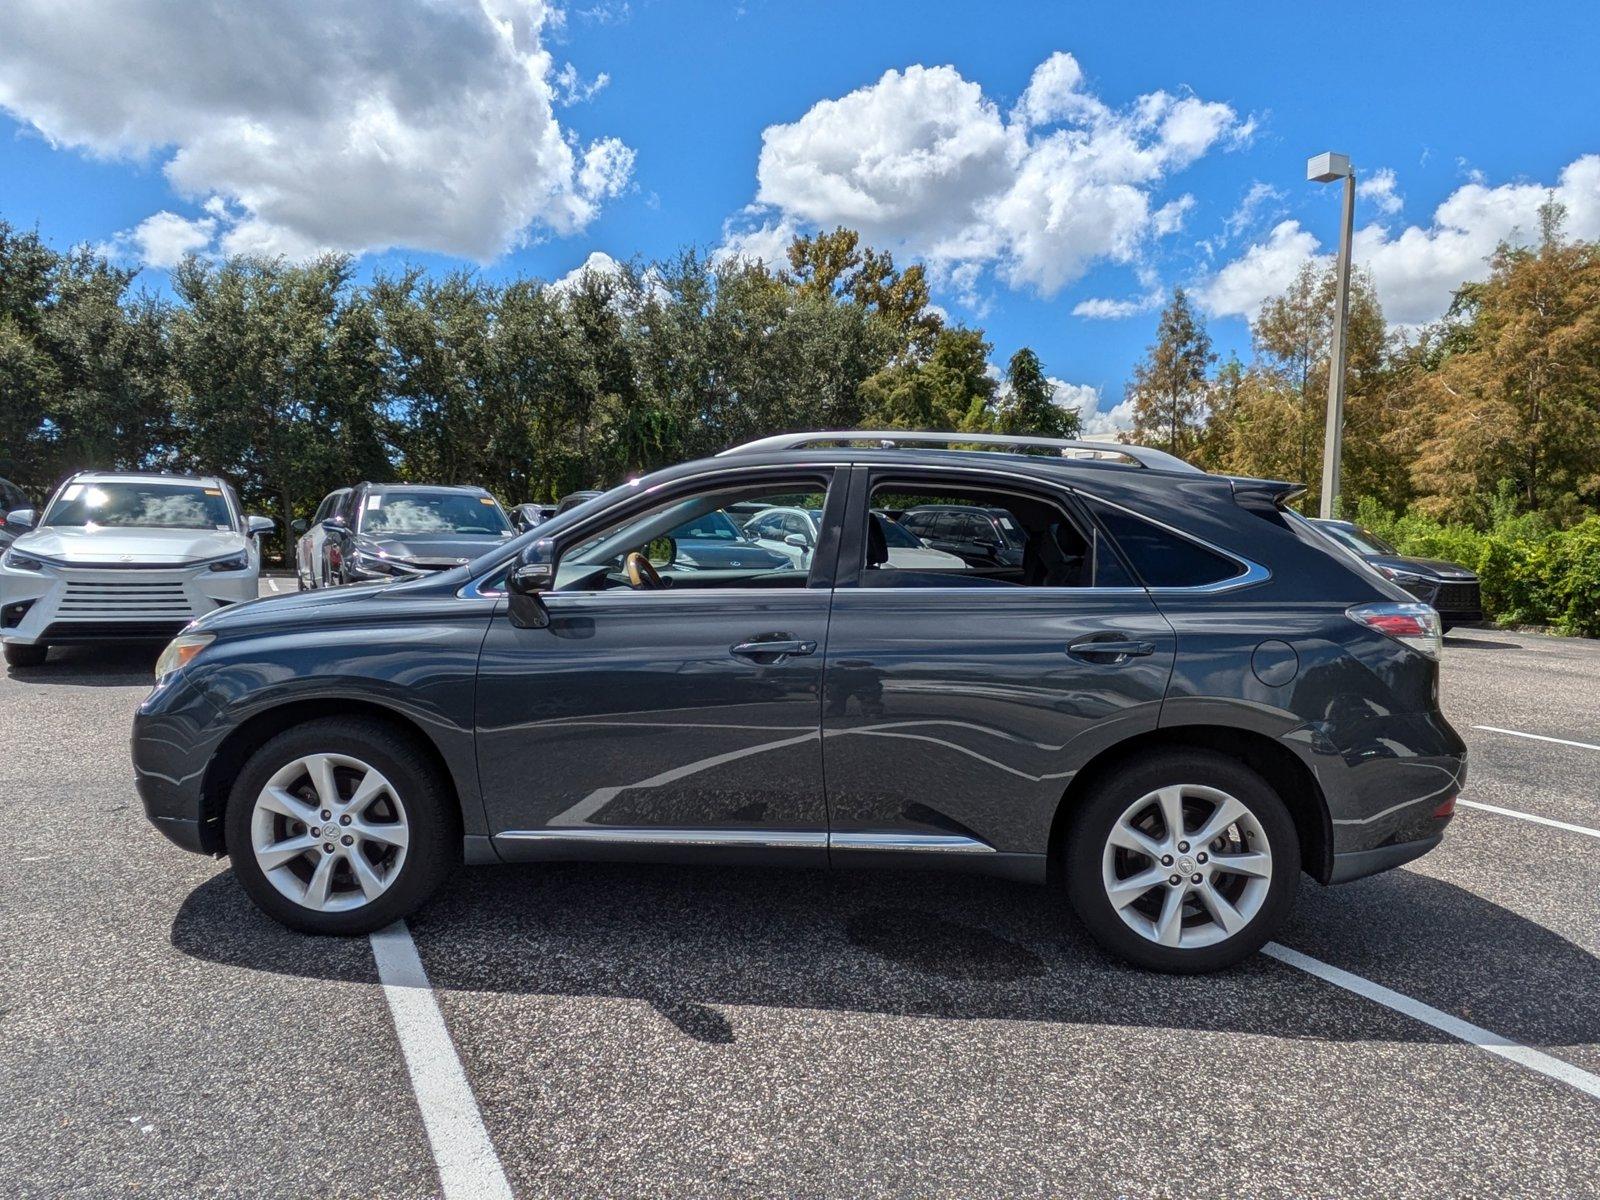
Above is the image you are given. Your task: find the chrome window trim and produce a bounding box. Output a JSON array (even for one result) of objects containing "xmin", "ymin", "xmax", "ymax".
[{"xmin": 457, "ymin": 460, "xmax": 849, "ymax": 600}]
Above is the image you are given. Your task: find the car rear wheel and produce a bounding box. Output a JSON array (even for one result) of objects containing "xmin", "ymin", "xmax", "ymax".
[
  {"xmin": 225, "ymin": 718, "xmax": 459, "ymax": 935},
  {"xmin": 1065, "ymin": 750, "xmax": 1299, "ymax": 973},
  {"xmin": 3, "ymin": 641, "xmax": 47, "ymax": 667}
]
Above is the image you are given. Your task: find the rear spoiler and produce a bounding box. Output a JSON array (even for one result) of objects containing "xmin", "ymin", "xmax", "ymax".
[{"xmin": 1224, "ymin": 477, "xmax": 1307, "ymax": 519}]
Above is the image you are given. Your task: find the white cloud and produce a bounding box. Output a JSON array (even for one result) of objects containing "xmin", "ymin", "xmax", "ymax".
[
  {"xmin": 1360, "ymin": 167, "xmax": 1403, "ymax": 215},
  {"xmin": 730, "ymin": 53, "xmax": 1251, "ymax": 303},
  {"xmin": 1200, "ymin": 156, "xmax": 1600, "ymax": 326},
  {"xmin": 1222, "ymin": 181, "xmax": 1285, "ymax": 241},
  {"xmin": 553, "ymin": 62, "xmax": 610, "ymax": 106},
  {"xmin": 1071, "ymin": 291, "xmax": 1163, "ymax": 320},
  {"xmin": 1197, "ymin": 219, "xmax": 1320, "ymax": 320},
  {"xmin": 548, "ymin": 249, "xmax": 621, "ymax": 294},
  {"xmin": 101, "ymin": 210, "xmax": 216, "ymax": 268},
  {"xmin": 0, "ymin": 0, "xmax": 632, "ymax": 265},
  {"xmin": 1051, "ymin": 378, "xmax": 1134, "ymax": 435}
]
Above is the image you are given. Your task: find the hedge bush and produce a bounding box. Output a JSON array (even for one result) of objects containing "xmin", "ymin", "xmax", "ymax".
[{"xmin": 1350, "ymin": 497, "xmax": 1600, "ymax": 637}]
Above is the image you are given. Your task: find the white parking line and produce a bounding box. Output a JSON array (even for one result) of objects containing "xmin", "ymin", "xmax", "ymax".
[
  {"xmin": 369, "ymin": 923, "xmax": 513, "ymax": 1200},
  {"xmin": 1264, "ymin": 943, "xmax": 1600, "ymax": 1101},
  {"xmin": 268, "ymin": 579, "xmax": 281, "ymax": 593},
  {"xmin": 1473, "ymin": 725, "xmax": 1600, "ymax": 753},
  {"xmin": 1457, "ymin": 798, "xmax": 1600, "ymax": 840}
]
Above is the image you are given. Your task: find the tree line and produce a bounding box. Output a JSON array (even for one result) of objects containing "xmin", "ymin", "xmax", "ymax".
[
  {"xmin": 1125, "ymin": 200, "xmax": 1600, "ymax": 528},
  {"xmin": 0, "ymin": 223, "xmax": 1074, "ymax": 531}
]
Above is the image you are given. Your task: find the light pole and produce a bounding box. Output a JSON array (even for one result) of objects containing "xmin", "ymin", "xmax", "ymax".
[{"xmin": 1308, "ymin": 151, "xmax": 1355, "ymax": 520}]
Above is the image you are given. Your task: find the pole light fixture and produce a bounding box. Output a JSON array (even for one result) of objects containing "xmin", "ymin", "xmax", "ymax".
[{"xmin": 1308, "ymin": 151, "xmax": 1356, "ymax": 520}]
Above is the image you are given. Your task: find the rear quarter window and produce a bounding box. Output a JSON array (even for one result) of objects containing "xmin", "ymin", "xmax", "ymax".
[{"xmin": 1084, "ymin": 499, "xmax": 1243, "ymax": 589}]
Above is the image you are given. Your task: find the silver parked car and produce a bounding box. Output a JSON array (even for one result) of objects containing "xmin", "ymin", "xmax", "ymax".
[
  {"xmin": 743, "ymin": 505, "xmax": 967, "ymax": 571},
  {"xmin": 0, "ymin": 471, "xmax": 273, "ymax": 667}
]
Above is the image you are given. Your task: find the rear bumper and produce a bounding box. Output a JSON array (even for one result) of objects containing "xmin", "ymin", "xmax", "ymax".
[{"xmin": 1328, "ymin": 832, "xmax": 1444, "ymax": 883}]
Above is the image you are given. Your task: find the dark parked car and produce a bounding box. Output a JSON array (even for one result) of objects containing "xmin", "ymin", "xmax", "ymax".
[
  {"xmin": 134, "ymin": 431, "xmax": 1465, "ymax": 973},
  {"xmin": 666, "ymin": 509, "xmax": 791, "ymax": 572},
  {"xmin": 899, "ymin": 504, "xmax": 1027, "ymax": 570},
  {"xmin": 1310, "ymin": 519, "xmax": 1483, "ymax": 629},
  {"xmin": 555, "ymin": 489, "xmax": 604, "ymax": 515},
  {"xmin": 292, "ymin": 483, "xmax": 515, "ymax": 588}
]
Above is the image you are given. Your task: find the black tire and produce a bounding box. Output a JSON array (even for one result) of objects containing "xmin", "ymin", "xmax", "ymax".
[
  {"xmin": 3, "ymin": 641, "xmax": 47, "ymax": 667},
  {"xmin": 1064, "ymin": 749, "xmax": 1300, "ymax": 973},
  {"xmin": 225, "ymin": 717, "xmax": 460, "ymax": 935}
]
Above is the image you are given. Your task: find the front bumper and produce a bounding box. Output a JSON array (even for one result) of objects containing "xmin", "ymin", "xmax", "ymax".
[{"xmin": 0, "ymin": 559, "xmax": 257, "ymax": 644}]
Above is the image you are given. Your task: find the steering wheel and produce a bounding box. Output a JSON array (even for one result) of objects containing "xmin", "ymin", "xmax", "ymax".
[{"xmin": 624, "ymin": 551, "xmax": 665, "ymax": 590}]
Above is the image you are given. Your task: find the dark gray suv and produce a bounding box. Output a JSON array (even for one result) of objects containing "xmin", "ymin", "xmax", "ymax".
[{"xmin": 133, "ymin": 432, "xmax": 1466, "ymax": 972}]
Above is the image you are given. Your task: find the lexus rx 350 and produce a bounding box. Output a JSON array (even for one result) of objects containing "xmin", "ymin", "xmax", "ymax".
[{"xmin": 132, "ymin": 433, "xmax": 1465, "ymax": 972}]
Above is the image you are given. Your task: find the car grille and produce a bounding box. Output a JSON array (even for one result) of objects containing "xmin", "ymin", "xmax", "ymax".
[
  {"xmin": 1434, "ymin": 580, "xmax": 1481, "ymax": 613},
  {"xmin": 58, "ymin": 579, "xmax": 194, "ymax": 621}
]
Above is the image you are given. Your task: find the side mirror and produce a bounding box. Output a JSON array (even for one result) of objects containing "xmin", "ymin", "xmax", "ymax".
[
  {"xmin": 290, "ymin": 518, "xmax": 308, "ymax": 535},
  {"xmin": 783, "ymin": 533, "xmax": 810, "ymax": 550},
  {"xmin": 646, "ymin": 535, "xmax": 677, "ymax": 569},
  {"xmin": 5, "ymin": 508, "xmax": 37, "ymax": 530},
  {"xmin": 507, "ymin": 538, "xmax": 557, "ymax": 629},
  {"xmin": 248, "ymin": 515, "xmax": 275, "ymax": 537},
  {"xmin": 323, "ymin": 514, "xmax": 347, "ymax": 531}
]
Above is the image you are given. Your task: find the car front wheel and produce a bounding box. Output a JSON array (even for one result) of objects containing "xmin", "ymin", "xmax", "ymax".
[
  {"xmin": 3, "ymin": 641, "xmax": 48, "ymax": 667},
  {"xmin": 1065, "ymin": 749, "xmax": 1299, "ymax": 972},
  {"xmin": 225, "ymin": 718, "xmax": 458, "ymax": 935}
]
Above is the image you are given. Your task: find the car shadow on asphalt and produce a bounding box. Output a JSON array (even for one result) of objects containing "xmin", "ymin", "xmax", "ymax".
[
  {"xmin": 1444, "ymin": 635, "xmax": 1523, "ymax": 651},
  {"xmin": 4, "ymin": 642, "xmax": 161, "ymax": 685},
  {"xmin": 170, "ymin": 860, "xmax": 1600, "ymax": 1052}
]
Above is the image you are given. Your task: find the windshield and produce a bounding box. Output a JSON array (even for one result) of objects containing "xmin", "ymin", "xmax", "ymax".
[
  {"xmin": 670, "ymin": 511, "xmax": 745, "ymax": 541},
  {"xmin": 43, "ymin": 481, "xmax": 234, "ymax": 530},
  {"xmin": 360, "ymin": 491, "xmax": 510, "ymax": 536},
  {"xmin": 1323, "ymin": 523, "xmax": 1397, "ymax": 556}
]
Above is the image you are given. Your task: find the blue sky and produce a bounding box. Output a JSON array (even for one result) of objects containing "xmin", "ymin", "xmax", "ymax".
[{"xmin": 2, "ymin": 0, "xmax": 1597, "ymax": 430}]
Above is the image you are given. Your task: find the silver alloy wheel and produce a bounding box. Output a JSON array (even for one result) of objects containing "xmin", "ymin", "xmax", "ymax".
[
  {"xmin": 250, "ymin": 753, "xmax": 410, "ymax": 913},
  {"xmin": 1100, "ymin": 783, "xmax": 1272, "ymax": 950}
]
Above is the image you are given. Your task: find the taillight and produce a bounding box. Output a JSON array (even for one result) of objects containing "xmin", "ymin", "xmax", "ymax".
[
  {"xmin": 1347, "ymin": 601, "xmax": 1443, "ymax": 660},
  {"xmin": 1432, "ymin": 795, "xmax": 1457, "ymax": 818}
]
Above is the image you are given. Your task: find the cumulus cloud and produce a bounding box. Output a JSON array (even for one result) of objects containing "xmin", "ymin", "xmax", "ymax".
[
  {"xmin": 0, "ymin": 0, "xmax": 632, "ymax": 266},
  {"xmin": 1200, "ymin": 156, "xmax": 1600, "ymax": 325},
  {"xmin": 548, "ymin": 250, "xmax": 622, "ymax": 294},
  {"xmin": 1071, "ymin": 292, "xmax": 1164, "ymax": 320},
  {"xmin": 1360, "ymin": 168, "xmax": 1403, "ymax": 216},
  {"xmin": 101, "ymin": 210, "xmax": 216, "ymax": 268},
  {"xmin": 729, "ymin": 53, "xmax": 1251, "ymax": 302},
  {"xmin": 553, "ymin": 62, "xmax": 611, "ymax": 106},
  {"xmin": 1051, "ymin": 378, "xmax": 1134, "ymax": 435}
]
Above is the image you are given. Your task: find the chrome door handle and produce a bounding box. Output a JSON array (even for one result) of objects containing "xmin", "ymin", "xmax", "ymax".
[
  {"xmin": 1068, "ymin": 638, "xmax": 1156, "ymax": 663},
  {"xmin": 730, "ymin": 638, "xmax": 817, "ymax": 663}
]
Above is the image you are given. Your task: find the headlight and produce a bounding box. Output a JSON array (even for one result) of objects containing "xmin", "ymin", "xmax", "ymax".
[
  {"xmin": 154, "ymin": 632, "xmax": 215, "ymax": 684},
  {"xmin": 207, "ymin": 551, "xmax": 250, "ymax": 572},
  {"xmin": 2, "ymin": 548, "xmax": 44, "ymax": 571},
  {"xmin": 1376, "ymin": 564, "xmax": 1424, "ymax": 585},
  {"xmin": 351, "ymin": 549, "xmax": 417, "ymax": 575}
]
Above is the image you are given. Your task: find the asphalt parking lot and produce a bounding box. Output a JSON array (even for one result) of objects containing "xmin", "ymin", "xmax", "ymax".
[{"xmin": 3, "ymin": 583, "xmax": 1598, "ymax": 1198}]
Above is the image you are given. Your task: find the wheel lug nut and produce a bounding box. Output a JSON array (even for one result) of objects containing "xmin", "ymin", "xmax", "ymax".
[
  {"xmin": 339, "ymin": 815, "xmax": 352, "ymax": 826},
  {"xmin": 310, "ymin": 827, "xmax": 321, "ymax": 838},
  {"xmin": 1168, "ymin": 874, "xmax": 1182, "ymax": 886},
  {"xmin": 1197, "ymin": 852, "xmax": 1208, "ymax": 863},
  {"xmin": 320, "ymin": 810, "xmax": 332, "ymax": 821},
  {"xmin": 1161, "ymin": 855, "xmax": 1174, "ymax": 867},
  {"xmin": 1190, "ymin": 873, "xmax": 1202, "ymax": 884},
  {"xmin": 323, "ymin": 843, "xmax": 335, "ymax": 854},
  {"xmin": 341, "ymin": 835, "xmax": 353, "ymax": 846},
  {"xmin": 1177, "ymin": 841, "xmax": 1190, "ymax": 853}
]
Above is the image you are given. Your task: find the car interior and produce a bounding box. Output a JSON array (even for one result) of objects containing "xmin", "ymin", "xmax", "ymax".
[{"xmin": 863, "ymin": 478, "xmax": 1134, "ymax": 589}]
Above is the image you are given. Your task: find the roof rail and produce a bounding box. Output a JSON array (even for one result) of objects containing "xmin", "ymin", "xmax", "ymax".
[{"xmin": 716, "ymin": 430, "xmax": 1202, "ymax": 473}]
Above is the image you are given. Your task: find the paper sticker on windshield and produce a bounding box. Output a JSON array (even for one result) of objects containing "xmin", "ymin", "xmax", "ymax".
[
  {"xmin": 366, "ymin": 495, "xmax": 381, "ymax": 510},
  {"xmin": 204, "ymin": 488, "xmax": 222, "ymax": 496},
  {"xmin": 62, "ymin": 484, "xmax": 84, "ymax": 501},
  {"xmin": 479, "ymin": 496, "xmax": 495, "ymax": 505},
  {"xmin": 998, "ymin": 517, "xmax": 1016, "ymax": 529}
]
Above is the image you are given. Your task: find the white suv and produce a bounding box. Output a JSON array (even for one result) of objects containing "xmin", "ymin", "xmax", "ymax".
[{"xmin": 0, "ymin": 472, "xmax": 273, "ymax": 667}]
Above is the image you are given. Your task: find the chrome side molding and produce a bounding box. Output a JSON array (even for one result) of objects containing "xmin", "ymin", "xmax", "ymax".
[{"xmin": 492, "ymin": 828, "xmax": 998, "ymax": 854}]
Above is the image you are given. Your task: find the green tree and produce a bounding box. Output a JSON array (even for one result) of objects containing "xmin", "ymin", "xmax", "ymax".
[
  {"xmin": 997, "ymin": 347, "xmax": 1080, "ymax": 438},
  {"xmin": 1128, "ymin": 288, "xmax": 1213, "ymax": 459}
]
